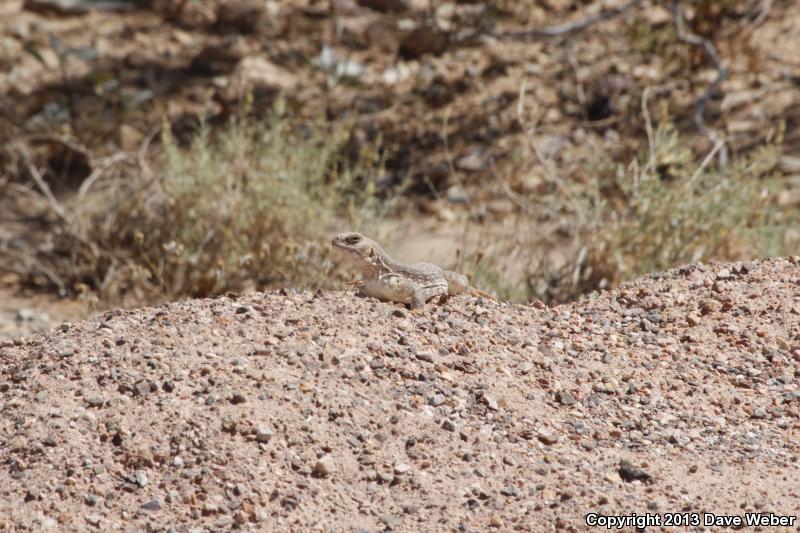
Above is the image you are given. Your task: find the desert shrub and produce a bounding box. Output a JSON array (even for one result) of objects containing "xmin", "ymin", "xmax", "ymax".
[
  {"xmin": 18, "ymin": 103, "xmax": 381, "ymax": 300},
  {"xmin": 464, "ymin": 107, "xmax": 796, "ymax": 304},
  {"xmin": 566, "ymin": 125, "xmax": 783, "ymax": 299}
]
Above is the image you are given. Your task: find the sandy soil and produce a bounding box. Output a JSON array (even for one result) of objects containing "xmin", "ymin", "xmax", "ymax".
[
  {"xmin": 2, "ymin": 257, "xmax": 800, "ymax": 531},
  {"xmin": 0, "ymin": 286, "xmax": 95, "ymax": 341}
]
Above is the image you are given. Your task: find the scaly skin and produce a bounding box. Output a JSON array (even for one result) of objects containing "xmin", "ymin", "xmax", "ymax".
[{"xmin": 331, "ymin": 232, "xmax": 492, "ymax": 309}]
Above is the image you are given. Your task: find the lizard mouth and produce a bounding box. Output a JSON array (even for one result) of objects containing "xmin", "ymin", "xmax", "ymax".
[{"xmin": 331, "ymin": 241, "xmax": 359, "ymax": 257}]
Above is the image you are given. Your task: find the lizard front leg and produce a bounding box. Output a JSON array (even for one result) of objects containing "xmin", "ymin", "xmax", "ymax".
[
  {"xmin": 411, "ymin": 283, "xmax": 448, "ymax": 311},
  {"xmin": 410, "ymin": 287, "xmax": 427, "ymax": 311}
]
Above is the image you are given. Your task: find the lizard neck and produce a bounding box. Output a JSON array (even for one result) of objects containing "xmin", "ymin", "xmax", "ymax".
[{"xmin": 360, "ymin": 244, "xmax": 400, "ymax": 277}]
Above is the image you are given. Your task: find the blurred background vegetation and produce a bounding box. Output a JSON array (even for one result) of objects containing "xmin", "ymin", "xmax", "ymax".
[{"xmin": 0, "ymin": 0, "xmax": 798, "ymax": 328}]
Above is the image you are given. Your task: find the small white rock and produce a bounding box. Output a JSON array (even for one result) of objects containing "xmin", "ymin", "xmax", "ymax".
[
  {"xmin": 394, "ymin": 463, "xmax": 412, "ymax": 475},
  {"xmin": 255, "ymin": 426, "xmax": 274, "ymax": 443}
]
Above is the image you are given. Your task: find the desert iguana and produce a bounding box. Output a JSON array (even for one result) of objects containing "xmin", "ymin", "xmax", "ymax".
[{"xmin": 331, "ymin": 232, "xmax": 493, "ymax": 310}]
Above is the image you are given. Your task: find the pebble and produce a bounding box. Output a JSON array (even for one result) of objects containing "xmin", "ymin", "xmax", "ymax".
[
  {"xmin": 431, "ymin": 393, "xmax": 446, "ymax": 407},
  {"xmin": 16, "ymin": 308, "xmax": 36, "ymax": 322},
  {"xmin": 668, "ymin": 431, "xmax": 691, "ymax": 446},
  {"xmin": 489, "ymin": 514, "xmax": 504, "ymax": 528},
  {"xmin": 700, "ymin": 299, "xmax": 722, "ymax": 315},
  {"xmin": 500, "ymin": 486, "xmax": 518, "ymax": 497},
  {"xmin": 134, "ymin": 381, "xmax": 151, "ymax": 397},
  {"xmin": 482, "ymin": 395, "xmax": 499, "ymax": 410},
  {"xmin": 135, "ymin": 470, "xmax": 149, "ymax": 487},
  {"xmin": 415, "ymin": 351, "xmax": 434, "ymax": 363},
  {"xmin": 537, "ymin": 431, "xmax": 558, "ymax": 445},
  {"xmin": 255, "ymin": 426, "xmax": 274, "ymax": 443},
  {"xmin": 379, "ymin": 514, "xmax": 397, "ymax": 529},
  {"xmin": 229, "ymin": 393, "xmax": 247, "ymax": 404},
  {"xmin": 313, "ymin": 457, "xmax": 334, "ymax": 477},
  {"xmin": 557, "ymin": 391, "xmax": 577, "ymax": 405},
  {"xmin": 394, "ymin": 463, "xmax": 412, "ymax": 475},
  {"xmin": 139, "ymin": 499, "xmax": 162, "ymax": 512},
  {"xmin": 86, "ymin": 396, "xmax": 104, "ymax": 408},
  {"xmin": 618, "ymin": 460, "xmax": 653, "ymax": 483}
]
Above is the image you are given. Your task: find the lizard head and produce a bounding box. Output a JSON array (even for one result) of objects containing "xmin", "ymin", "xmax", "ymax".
[
  {"xmin": 331, "ymin": 232, "xmax": 383, "ymax": 269},
  {"xmin": 332, "ymin": 232, "xmax": 372, "ymax": 257}
]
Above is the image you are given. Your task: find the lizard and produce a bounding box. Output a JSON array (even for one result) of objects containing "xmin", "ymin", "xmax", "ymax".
[{"xmin": 331, "ymin": 231, "xmax": 493, "ymax": 310}]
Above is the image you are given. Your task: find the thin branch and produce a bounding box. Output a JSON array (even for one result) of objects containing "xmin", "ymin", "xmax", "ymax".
[
  {"xmin": 77, "ymin": 151, "xmax": 133, "ymax": 201},
  {"xmin": 0, "ymin": 246, "xmax": 66, "ymax": 291},
  {"xmin": 138, "ymin": 125, "xmax": 160, "ymax": 180},
  {"xmin": 672, "ymin": 0, "xmax": 729, "ymax": 169},
  {"xmin": 441, "ymin": 107, "xmax": 461, "ymax": 192},
  {"xmin": 498, "ymin": 0, "xmax": 644, "ymax": 40},
  {"xmin": 17, "ymin": 144, "xmax": 70, "ymax": 224},
  {"xmin": 567, "ymin": 49, "xmax": 588, "ymax": 123},
  {"xmin": 684, "ymin": 139, "xmax": 726, "ymax": 190},
  {"xmin": 13, "ymin": 142, "xmax": 102, "ymax": 258},
  {"xmin": 642, "ymin": 86, "xmax": 656, "ymax": 176},
  {"xmin": 23, "ymin": 133, "xmax": 91, "ymax": 158},
  {"xmin": 752, "ymin": 0, "xmax": 774, "ymax": 26}
]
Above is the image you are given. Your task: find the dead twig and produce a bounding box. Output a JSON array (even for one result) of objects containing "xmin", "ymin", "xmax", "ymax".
[
  {"xmin": 14, "ymin": 142, "xmax": 103, "ymax": 259},
  {"xmin": 498, "ymin": 0, "xmax": 644, "ymax": 40},
  {"xmin": 683, "ymin": 139, "xmax": 726, "ymax": 191},
  {"xmin": 17, "ymin": 143, "xmax": 70, "ymax": 224},
  {"xmin": 752, "ymin": 0, "xmax": 774, "ymax": 26},
  {"xmin": 567, "ymin": 49, "xmax": 588, "ymax": 123},
  {"xmin": 138, "ymin": 125, "xmax": 161, "ymax": 180},
  {"xmin": 23, "ymin": 133, "xmax": 91, "ymax": 158},
  {"xmin": 77, "ymin": 152, "xmax": 134, "ymax": 201},
  {"xmin": 642, "ymin": 86, "xmax": 656, "ymax": 177},
  {"xmin": 0, "ymin": 246, "xmax": 67, "ymax": 292},
  {"xmin": 672, "ymin": 0, "xmax": 729, "ymax": 169},
  {"xmin": 441, "ymin": 107, "xmax": 461, "ymax": 192}
]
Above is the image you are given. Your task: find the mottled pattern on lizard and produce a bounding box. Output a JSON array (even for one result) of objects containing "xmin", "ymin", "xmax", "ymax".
[{"xmin": 331, "ymin": 232, "xmax": 492, "ymax": 309}]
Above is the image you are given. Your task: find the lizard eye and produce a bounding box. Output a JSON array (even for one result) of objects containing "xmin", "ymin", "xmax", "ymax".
[{"xmin": 345, "ymin": 235, "xmax": 361, "ymax": 244}]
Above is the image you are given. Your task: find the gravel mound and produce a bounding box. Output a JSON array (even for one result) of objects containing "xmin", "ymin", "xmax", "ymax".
[{"xmin": 2, "ymin": 258, "xmax": 800, "ymax": 531}]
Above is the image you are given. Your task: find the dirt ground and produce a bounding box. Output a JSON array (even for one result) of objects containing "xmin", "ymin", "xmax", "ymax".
[
  {"xmin": 2, "ymin": 257, "xmax": 800, "ymax": 531},
  {"xmin": 0, "ymin": 284, "xmax": 95, "ymax": 340}
]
